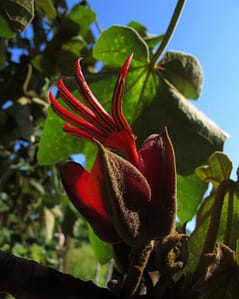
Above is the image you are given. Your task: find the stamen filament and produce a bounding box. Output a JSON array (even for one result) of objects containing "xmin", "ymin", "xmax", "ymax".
[
  {"xmin": 111, "ymin": 54, "xmax": 135, "ymax": 137},
  {"xmin": 75, "ymin": 59, "xmax": 117, "ymax": 132},
  {"xmin": 63, "ymin": 123, "xmax": 105, "ymax": 143},
  {"xmin": 58, "ymin": 79, "xmax": 112, "ymax": 134},
  {"xmin": 50, "ymin": 92, "xmax": 105, "ymax": 140}
]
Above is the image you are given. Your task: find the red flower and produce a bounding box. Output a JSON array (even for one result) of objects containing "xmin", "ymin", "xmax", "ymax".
[
  {"xmin": 50, "ymin": 54, "xmax": 138, "ymax": 166},
  {"xmin": 50, "ymin": 55, "xmax": 177, "ymax": 248}
]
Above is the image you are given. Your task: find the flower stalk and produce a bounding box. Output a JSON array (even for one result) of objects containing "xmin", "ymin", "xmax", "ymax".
[{"xmin": 122, "ymin": 240, "xmax": 155, "ymax": 298}]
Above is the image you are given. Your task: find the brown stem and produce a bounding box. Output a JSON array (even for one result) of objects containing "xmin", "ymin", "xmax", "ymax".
[
  {"xmin": 122, "ymin": 241, "xmax": 154, "ymax": 298},
  {"xmin": 193, "ymin": 179, "xmax": 234, "ymax": 280},
  {"xmin": 224, "ymin": 184, "xmax": 234, "ymax": 246}
]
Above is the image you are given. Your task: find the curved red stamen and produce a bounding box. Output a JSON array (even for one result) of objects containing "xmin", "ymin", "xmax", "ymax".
[
  {"xmin": 63, "ymin": 123, "xmax": 105, "ymax": 143},
  {"xmin": 49, "ymin": 92, "xmax": 105, "ymax": 141},
  {"xmin": 111, "ymin": 54, "xmax": 134, "ymax": 138},
  {"xmin": 75, "ymin": 59, "xmax": 117, "ymax": 132},
  {"xmin": 58, "ymin": 79, "xmax": 112, "ymax": 134},
  {"xmin": 50, "ymin": 55, "xmax": 139, "ymax": 165}
]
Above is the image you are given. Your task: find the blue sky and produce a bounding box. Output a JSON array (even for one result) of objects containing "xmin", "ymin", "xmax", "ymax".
[{"xmin": 76, "ymin": 0, "xmax": 239, "ymax": 176}]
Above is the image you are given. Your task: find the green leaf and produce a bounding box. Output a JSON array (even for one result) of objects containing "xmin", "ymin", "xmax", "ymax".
[
  {"xmin": 93, "ymin": 25, "xmax": 150, "ymax": 67},
  {"xmin": 88, "ymin": 226, "xmax": 113, "ymax": 265},
  {"xmin": 91, "ymin": 67, "xmax": 158, "ymax": 122},
  {"xmin": 159, "ymin": 51, "xmax": 203, "ymax": 99},
  {"xmin": 128, "ymin": 21, "xmax": 164, "ymax": 49},
  {"xmin": 127, "ymin": 20, "xmax": 147, "ymax": 37},
  {"xmin": 177, "ymin": 172, "xmax": 208, "ymax": 224},
  {"xmin": 68, "ymin": 5, "xmax": 96, "ymax": 37},
  {"xmin": 196, "ymin": 152, "xmax": 233, "ymax": 187},
  {"xmin": 35, "ymin": 0, "xmax": 57, "ymax": 19},
  {"xmin": 28, "ymin": 244, "xmax": 46, "ymax": 263},
  {"xmin": 133, "ymin": 80, "xmax": 228, "ymax": 175},
  {"xmin": 127, "ymin": 21, "xmax": 164, "ymax": 50},
  {"xmin": 0, "ymin": 0, "xmax": 34, "ymax": 34}
]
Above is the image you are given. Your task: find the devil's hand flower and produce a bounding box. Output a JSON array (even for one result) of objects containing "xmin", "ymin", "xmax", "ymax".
[{"xmin": 49, "ymin": 55, "xmax": 177, "ymax": 248}]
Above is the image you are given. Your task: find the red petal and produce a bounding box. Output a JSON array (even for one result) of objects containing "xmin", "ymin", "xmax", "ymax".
[
  {"xmin": 60, "ymin": 161, "xmax": 120, "ymax": 243},
  {"xmin": 138, "ymin": 130, "xmax": 177, "ymax": 238}
]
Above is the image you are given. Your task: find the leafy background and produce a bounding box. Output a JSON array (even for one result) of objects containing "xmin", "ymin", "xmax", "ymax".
[{"xmin": 0, "ymin": 1, "xmax": 239, "ymax": 298}]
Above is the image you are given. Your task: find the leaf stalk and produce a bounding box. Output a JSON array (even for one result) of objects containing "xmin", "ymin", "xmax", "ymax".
[{"xmin": 150, "ymin": 0, "xmax": 186, "ymax": 68}]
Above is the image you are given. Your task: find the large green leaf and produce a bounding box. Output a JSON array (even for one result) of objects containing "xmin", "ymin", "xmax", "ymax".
[
  {"xmin": 93, "ymin": 25, "xmax": 150, "ymax": 67},
  {"xmin": 158, "ymin": 51, "xmax": 203, "ymax": 99},
  {"xmin": 133, "ymin": 80, "xmax": 229, "ymax": 175},
  {"xmin": 0, "ymin": 0, "xmax": 34, "ymax": 34},
  {"xmin": 89, "ymin": 66, "xmax": 159, "ymax": 123}
]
